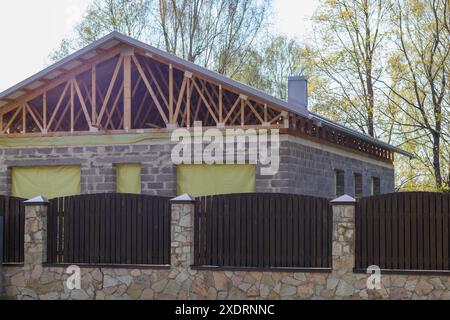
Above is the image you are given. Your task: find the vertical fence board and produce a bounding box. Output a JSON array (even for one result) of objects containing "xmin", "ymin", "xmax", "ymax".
[
  {"xmin": 194, "ymin": 193, "xmax": 332, "ymax": 269},
  {"xmin": 46, "ymin": 194, "xmax": 170, "ymax": 266},
  {"xmin": 443, "ymin": 193, "xmax": 449, "ymax": 270},
  {"xmin": 417, "ymin": 193, "xmax": 424, "ymax": 270},
  {"xmin": 410, "ymin": 194, "xmax": 417, "ymax": 269},
  {"xmin": 429, "ymin": 192, "xmax": 436, "ymax": 270},
  {"xmin": 355, "ymin": 192, "xmax": 450, "ymax": 272},
  {"xmin": 404, "ymin": 193, "xmax": 411, "ymax": 269}
]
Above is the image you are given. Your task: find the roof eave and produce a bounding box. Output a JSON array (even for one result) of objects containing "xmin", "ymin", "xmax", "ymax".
[{"xmin": 309, "ymin": 112, "xmax": 414, "ymax": 159}]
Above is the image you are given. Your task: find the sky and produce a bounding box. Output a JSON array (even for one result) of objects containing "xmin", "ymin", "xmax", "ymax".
[{"xmin": 0, "ymin": 0, "xmax": 318, "ymax": 93}]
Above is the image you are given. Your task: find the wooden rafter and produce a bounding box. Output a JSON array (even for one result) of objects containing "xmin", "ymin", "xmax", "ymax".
[
  {"xmin": 47, "ymin": 81, "xmax": 70, "ymax": 130},
  {"xmin": 25, "ymin": 103, "xmax": 44, "ymax": 132},
  {"xmin": 132, "ymin": 55, "xmax": 169, "ymax": 124},
  {"xmin": 73, "ymin": 79, "xmax": 92, "ymax": 127},
  {"xmin": 0, "ymin": 45, "xmax": 126, "ymax": 117},
  {"xmin": 0, "ymin": 42, "xmax": 394, "ymax": 162},
  {"xmin": 96, "ymin": 56, "xmax": 123, "ymax": 126}
]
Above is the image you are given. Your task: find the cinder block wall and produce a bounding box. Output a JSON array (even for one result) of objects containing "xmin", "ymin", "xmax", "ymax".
[
  {"xmin": 0, "ymin": 134, "xmax": 394, "ymax": 198},
  {"xmin": 256, "ymin": 135, "xmax": 395, "ymax": 197},
  {"xmin": 0, "ymin": 141, "xmax": 176, "ymax": 197}
]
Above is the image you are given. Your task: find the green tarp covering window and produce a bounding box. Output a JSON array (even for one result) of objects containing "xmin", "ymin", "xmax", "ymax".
[
  {"xmin": 116, "ymin": 163, "xmax": 141, "ymax": 194},
  {"xmin": 177, "ymin": 164, "xmax": 256, "ymax": 197},
  {"xmin": 11, "ymin": 166, "xmax": 81, "ymax": 199}
]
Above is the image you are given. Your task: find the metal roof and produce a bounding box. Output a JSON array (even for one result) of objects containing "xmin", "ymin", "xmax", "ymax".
[{"xmin": 0, "ymin": 31, "xmax": 413, "ymax": 158}]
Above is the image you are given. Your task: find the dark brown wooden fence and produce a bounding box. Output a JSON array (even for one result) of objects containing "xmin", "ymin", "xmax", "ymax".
[
  {"xmin": 194, "ymin": 193, "xmax": 332, "ymax": 270},
  {"xmin": 355, "ymin": 192, "xmax": 450, "ymax": 272},
  {"xmin": 47, "ymin": 193, "xmax": 171, "ymax": 267},
  {"xmin": 0, "ymin": 195, "xmax": 25, "ymax": 264}
]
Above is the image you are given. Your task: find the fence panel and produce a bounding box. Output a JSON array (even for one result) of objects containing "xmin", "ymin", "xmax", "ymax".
[
  {"xmin": 194, "ymin": 193, "xmax": 332, "ymax": 270},
  {"xmin": 355, "ymin": 192, "xmax": 450, "ymax": 272},
  {"xmin": 47, "ymin": 193, "xmax": 171, "ymax": 266},
  {"xmin": 0, "ymin": 196, "xmax": 25, "ymax": 264}
]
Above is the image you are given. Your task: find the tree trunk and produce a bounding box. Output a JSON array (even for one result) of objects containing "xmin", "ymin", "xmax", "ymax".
[
  {"xmin": 432, "ymin": 133, "xmax": 442, "ymax": 188},
  {"xmin": 366, "ymin": 66, "xmax": 375, "ymax": 137}
]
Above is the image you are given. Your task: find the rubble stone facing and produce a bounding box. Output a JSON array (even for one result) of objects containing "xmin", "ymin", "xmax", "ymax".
[{"xmin": 4, "ymin": 200, "xmax": 450, "ymax": 300}]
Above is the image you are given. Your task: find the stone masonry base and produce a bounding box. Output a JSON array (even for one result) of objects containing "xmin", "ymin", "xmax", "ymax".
[{"xmin": 4, "ymin": 265, "xmax": 450, "ymax": 300}]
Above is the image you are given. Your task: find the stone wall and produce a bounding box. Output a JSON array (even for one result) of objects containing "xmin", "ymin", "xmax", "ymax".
[
  {"xmin": 3, "ymin": 196, "xmax": 450, "ymax": 300},
  {"xmin": 0, "ymin": 133, "xmax": 393, "ymax": 198}
]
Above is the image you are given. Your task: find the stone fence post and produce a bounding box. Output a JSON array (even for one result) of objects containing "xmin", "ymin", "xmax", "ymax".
[
  {"xmin": 170, "ymin": 194, "xmax": 196, "ymax": 269},
  {"xmin": 329, "ymin": 194, "xmax": 357, "ymax": 297},
  {"xmin": 169, "ymin": 194, "xmax": 196, "ymax": 299},
  {"xmin": 330, "ymin": 194, "xmax": 356, "ymax": 274},
  {"xmin": 24, "ymin": 196, "xmax": 49, "ymax": 266}
]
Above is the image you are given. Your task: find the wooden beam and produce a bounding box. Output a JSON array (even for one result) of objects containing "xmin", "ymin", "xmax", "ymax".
[
  {"xmin": 241, "ymin": 98, "xmax": 245, "ymax": 126},
  {"xmin": 219, "ymin": 85, "xmax": 223, "ymax": 123},
  {"xmin": 91, "ymin": 65, "xmax": 97, "ymax": 124},
  {"xmin": 0, "ymin": 44, "xmax": 125, "ymax": 117},
  {"xmin": 191, "ymin": 78, "xmax": 218, "ymax": 124},
  {"xmin": 43, "ymin": 92, "xmax": 47, "ymax": 130},
  {"xmin": 173, "ymin": 76, "xmax": 187, "ymax": 123},
  {"xmin": 96, "ymin": 56, "xmax": 123, "ymax": 126},
  {"xmin": 246, "ymin": 100, "xmax": 264, "ymax": 124},
  {"xmin": 132, "ymin": 49, "xmax": 285, "ymax": 113},
  {"xmin": 186, "ymin": 77, "xmax": 191, "ymax": 128},
  {"xmin": 105, "ymin": 81, "xmax": 124, "ymax": 129},
  {"xmin": 132, "ymin": 55, "xmax": 169, "ymax": 124},
  {"xmin": 73, "ymin": 79, "xmax": 92, "ymax": 127},
  {"xmin": 169, "ymin": 64, "xmax": 174, "ymax": 123},
  {"xmin": 123, "ymin": 55, "xmax": 132, "ymax": 130},
  {"xmin": 25, "ymin": 103, "xmax": 44, "ymax": 132},
  {"xmin": 3, "ymin": 106, "xmax": 22, "ymax": 132},
  {"xmin": 264, "ymin": 104, "xmax": 268, "ymax": 122},
  {"xmin": 54, "ymin": 100, "xmax": 71, "ymax": 132},
  {"xmin": 144, "ymin": 61, "xmax": 169, "ymax": 109},
  {"xmin": 70, "ymin": 80, "xmax": 74, "ymax": 132},
  {"xmin": 223, "ymin": 96, "xmax": 241, "ymax": 123},
  {"xmin": 22, "ymin": 104, "xmax": 26, "ymax": 133}
]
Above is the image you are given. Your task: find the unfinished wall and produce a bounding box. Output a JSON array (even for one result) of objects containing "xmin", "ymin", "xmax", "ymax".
[
  {"xmin": 0, "ymin": 133, "xmax": 394, "ymax": 198},
  {"xmin": 0, "ymin": 140, "xmax": 176, "ymax": 197},
  {"xmin": 256, "ymin": 135, "xmax": 395, "ymax": 197}
]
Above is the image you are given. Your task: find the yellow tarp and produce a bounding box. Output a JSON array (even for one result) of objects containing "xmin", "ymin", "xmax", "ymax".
[
  {"xmin": 0, "ymin": 133, "xmax": 170, "ymax": 148},
  {"xmin": 116, "ymin": 163, "xmax": 141, "ymax": 194},
  {"xmin": 11, "ymin": 166, "xmax": 81, "ymax": 199},
  {"xmin": 177, "ymin": 164, "xmax": 256, "ymax": 197}
]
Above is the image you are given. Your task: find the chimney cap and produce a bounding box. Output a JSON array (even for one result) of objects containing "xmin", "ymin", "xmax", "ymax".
[{"xmin": 288, "ymin": 76, "xmax": 308, "ymax": 81}]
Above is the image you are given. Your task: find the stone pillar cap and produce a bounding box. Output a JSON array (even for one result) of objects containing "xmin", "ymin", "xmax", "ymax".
[
  {"xmin": 170, "ymin": 193, "xmax": 196, "ymax": 203},
  {"xmin": 24, "ymin": 195, "xmax": 49, "ymax": 205},
  {"xmin": 331, "ymin": 194, "xmax": 356, "ymax": 205}
]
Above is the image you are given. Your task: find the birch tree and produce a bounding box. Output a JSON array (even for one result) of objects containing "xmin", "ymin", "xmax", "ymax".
[
  {"xmin": 383, "ymin": 0, "xmax": 449, "ymax": 189},
  {"xmin": 311, "ymin": 0, "xmax": 393, "ymax": 137}
]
